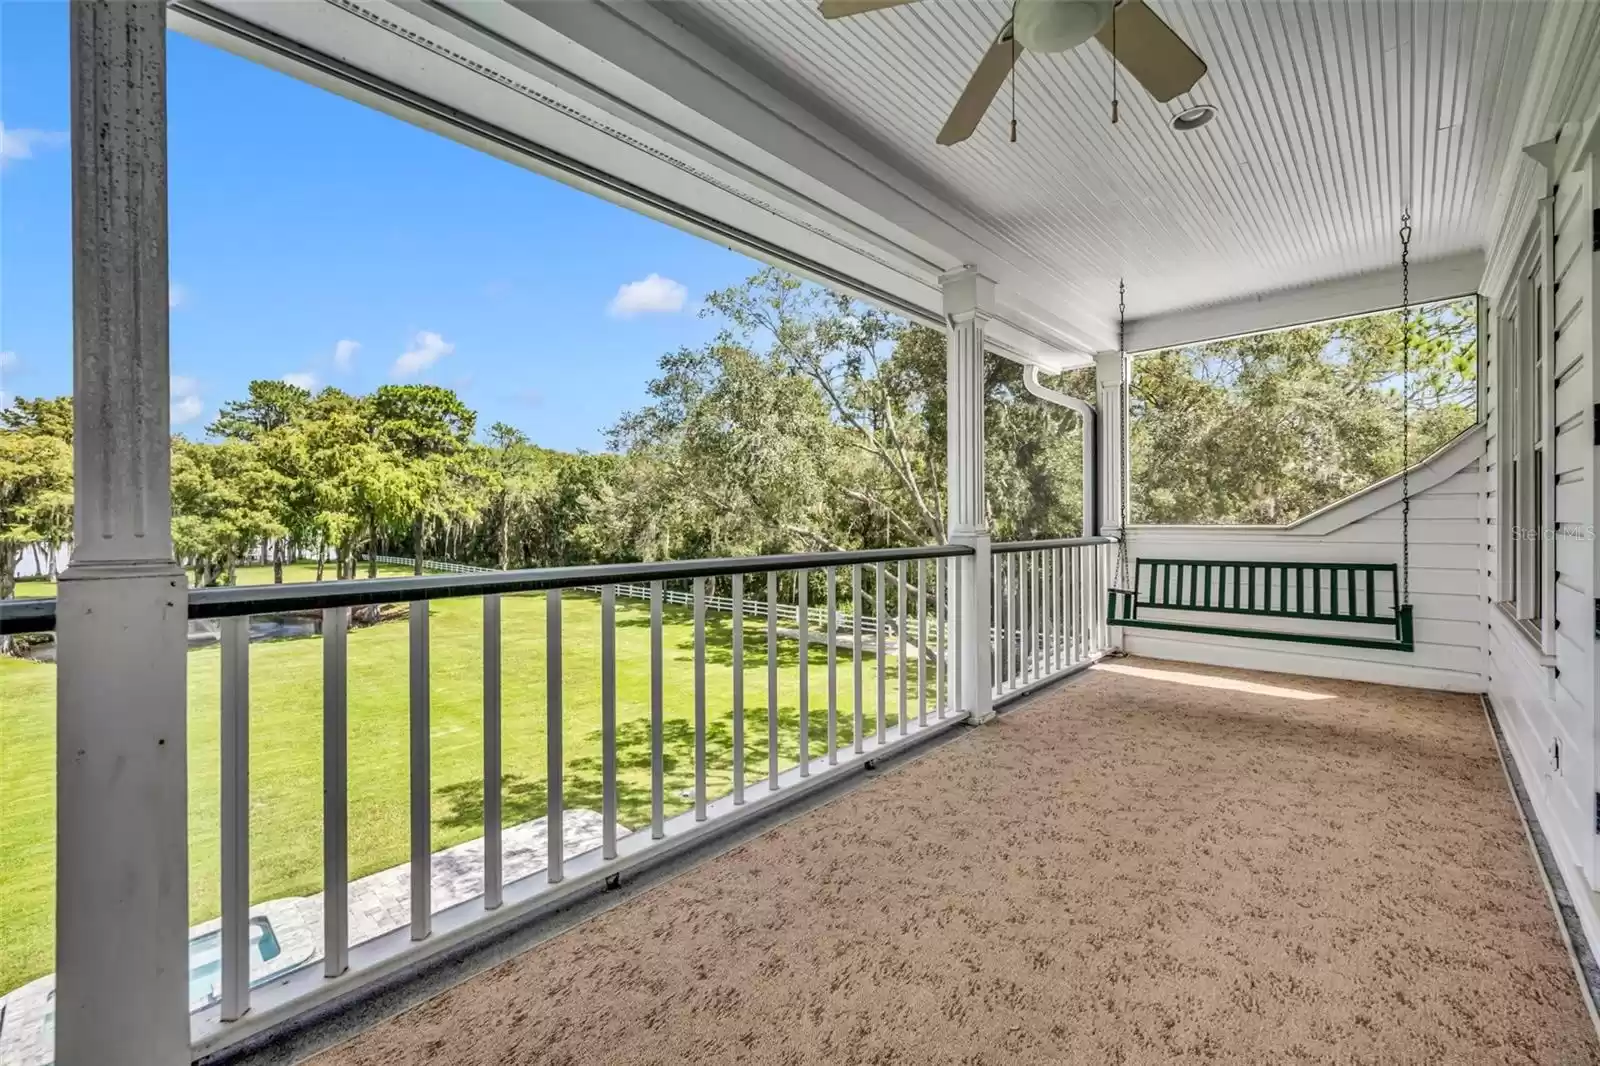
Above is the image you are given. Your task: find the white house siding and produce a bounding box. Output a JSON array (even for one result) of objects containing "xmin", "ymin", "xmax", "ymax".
[
  {"xmin": 1483, "ymin": 83, "xmax": 1600, "ymax": 961},
  {"xmin": 1122, "ymin": 428, "xmax": 1486, "ymax": 694}
]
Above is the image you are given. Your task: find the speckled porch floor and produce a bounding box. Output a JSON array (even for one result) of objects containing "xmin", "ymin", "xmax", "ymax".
[{"xmin": 310, "ymin": 658, "xmax": 1599, "ymax": 1066}]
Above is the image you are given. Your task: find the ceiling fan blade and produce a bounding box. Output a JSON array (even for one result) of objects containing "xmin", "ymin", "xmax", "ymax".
[
  {"xmin": 1094, "ymin": 0, "xmax": 1206, "ymax": 103},
  {"xmin": 937, "ymin": 23, "xmax": 1019, "ymax": 146},
  {"xmin": 818, "ymin": 0, "xmax": 920, "ymax": 19}
]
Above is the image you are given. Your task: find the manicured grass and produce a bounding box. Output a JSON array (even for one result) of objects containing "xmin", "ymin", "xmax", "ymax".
[{"xmin": 0, "ymin": 563, "xmax": 926, "ymax": 992}]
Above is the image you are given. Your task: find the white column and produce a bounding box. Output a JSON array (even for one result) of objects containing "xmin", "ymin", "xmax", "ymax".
[
  {"xmin": 1095, "ymin": 350, "xmax": 1128, "ymax": 650},
  {"xmin": 1094, "ymin": 350, "xmax": 1128, "ymax": 538},
  {"xmin": 56, "ymin": 5, "xmax": 190, "ymax": 1064},
  {"xmin": 943, "ymin": 268, "xmax": 994, "ymax": 723}
]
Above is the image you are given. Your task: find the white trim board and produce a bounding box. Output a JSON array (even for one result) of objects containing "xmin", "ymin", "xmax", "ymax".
[{"xmin": 1124, "ymin": 252, "xmax": 1483, "ymax": 354}]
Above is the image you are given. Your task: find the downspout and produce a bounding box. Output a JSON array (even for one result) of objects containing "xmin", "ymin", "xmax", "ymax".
[{"xmin": 1022, "ymin": 365, "xmax": 1097, "ymax": 538}]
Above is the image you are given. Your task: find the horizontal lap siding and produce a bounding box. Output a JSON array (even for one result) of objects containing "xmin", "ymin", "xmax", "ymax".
[
  {"xmin": 1489, "ymin": 127, "xmax": 1597, "ymax": 925},
  {"xmin": 1123, "ymin": 450, "xmax": 1485, "ymax": 691},
  {"xmin": 1492, "ymin": 621, "xmax": 1588, "ymax": 882}
]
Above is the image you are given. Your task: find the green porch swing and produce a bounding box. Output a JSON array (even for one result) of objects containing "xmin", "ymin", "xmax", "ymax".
[{"xmin": 1104, "ymin": 217, "xmax": 1417, "ymax": 655}]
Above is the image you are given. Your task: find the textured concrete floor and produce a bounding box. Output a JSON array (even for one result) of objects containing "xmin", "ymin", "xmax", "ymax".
[{"xmin": 311, "ymin": 658, "xmax": 1600, "ymax": 1066}]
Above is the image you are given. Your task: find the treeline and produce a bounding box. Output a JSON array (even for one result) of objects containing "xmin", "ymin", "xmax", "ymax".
[
  {"xmin": 0, "ymin": 271, "xmax": 1476, "ymax": 598},
  {"xmin": 1130, "ymin": 297, "xmax": 1477, "ymax": 524},
  {"xmin": 0, "ymin": 271, "xmax": 1091, "ymax": 594}
]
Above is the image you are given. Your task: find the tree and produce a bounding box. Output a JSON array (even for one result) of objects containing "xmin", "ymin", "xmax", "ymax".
[
  {"xmin": 0, "ymin": 396, "xmax": 74, "ymax": 580},
  {"xmin": 0, "ymin": 423, "xmax": 71, "ymax": 599},
  {"xmin": 171, "ymin": 439, "xmax": 292, "ymax": 586},
  {"xmin": 1130, "ymin": 298, "xmax": 1477, "ymax": 525},
  {"xmin": 207, "ymin": 381, "xmax": 318, "ymax": 579},
  {"xmin": 1, "ymin": 396, "xmax": 74, "ymax": 443},
  {"xmin": 610, "ymin": 341, "xmax": 849, "ymax": 558},
  {"xmin": 367, "ymin": 385, "xmax": 477, "ymax": 574},
  {"xmin": 208, "ymin": 380, "xmax": 312, "ymax": 441},
  {"xmin": 704, "ymin": 270, "xmax": 946, "ymax": 544},
  {"xmin": 300, "ymin": 388, "xmax": 409, "ymax": 580},
  {"xmin": 482, "ymin": 423, "xmax": 553, "ymax": 570},
  {"xmin": 614, "ymin": 273, "xmax": 1099, "ymax": 559}
]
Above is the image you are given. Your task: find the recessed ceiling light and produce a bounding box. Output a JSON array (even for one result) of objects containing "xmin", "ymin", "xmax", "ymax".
[{"xmin": 1171, "ymin": 104, "xmax": 1218, "ymax": 132}]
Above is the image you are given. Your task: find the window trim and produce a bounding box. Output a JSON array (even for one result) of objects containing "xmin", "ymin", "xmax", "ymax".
[{"xmin": 1494, "ymin": 200, "xmax": 1557, "ymax": 657}]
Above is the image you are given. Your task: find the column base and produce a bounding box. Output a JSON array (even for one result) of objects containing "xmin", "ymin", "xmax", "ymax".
[
  {"xmin": 949, "ymin": 531, "xmax": 995, "ymax": 725},
  {"xmin": 55, "ymin": 559, "xmax": 190, "ymax": 1066}
]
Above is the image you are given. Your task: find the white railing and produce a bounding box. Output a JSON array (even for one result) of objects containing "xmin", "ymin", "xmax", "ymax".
[
  {"xmin": 581, "ymin": 582, "xmax": 893, "ymax": 641},
  {"xmin": 15, "ymin": 546, "xmax": 967, "ymax": 1055},
  {"xmin": 373, "ymin": 557, "xmax": 897, "ymax": 640},
  {"xmin": 0, "ymin": 538, "xmax": 1124, "ymax": 1058},
  {"xmin": 990, "ymin": 537, "xmax": 1116, "ymax": 700}
]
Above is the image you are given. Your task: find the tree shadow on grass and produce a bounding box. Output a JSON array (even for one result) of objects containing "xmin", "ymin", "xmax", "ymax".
[
  {"xmin": 434, "ymin": 697, "xmax": 913, "ymax": 832},
  {"xmin": 609, "ymin": 596, "xmax": 909, "ymax": 673}
]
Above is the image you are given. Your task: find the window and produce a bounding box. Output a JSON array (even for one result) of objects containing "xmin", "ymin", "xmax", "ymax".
[{"xmin": 1497, "ymin": 213, "xmax": 1554, "ymax": 646}]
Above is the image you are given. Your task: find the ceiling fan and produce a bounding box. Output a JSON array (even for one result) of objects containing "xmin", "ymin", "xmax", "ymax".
[{"xmin": 818, "ymin": 0, "xmax": 1208, "ymax": 145}]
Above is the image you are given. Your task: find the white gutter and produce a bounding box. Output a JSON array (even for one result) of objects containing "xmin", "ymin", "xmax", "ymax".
[{"xmin": 1022, "ymin": 365, "xmax": 1097, "ymax": 538}]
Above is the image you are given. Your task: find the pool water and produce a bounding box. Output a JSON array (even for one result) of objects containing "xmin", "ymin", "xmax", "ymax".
[{"xmin": 187, "ymin": 918, "xmax": 283, "ymax": 1009}]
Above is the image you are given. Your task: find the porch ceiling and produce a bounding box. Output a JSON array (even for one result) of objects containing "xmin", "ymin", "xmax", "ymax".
[
  {"xmin": 178, "ymin": 0, "xmax": 1553, "ymax": 358},
  {"xmin": 661, "ymin": 0, "xmax": 1544, "ymax": 339}
]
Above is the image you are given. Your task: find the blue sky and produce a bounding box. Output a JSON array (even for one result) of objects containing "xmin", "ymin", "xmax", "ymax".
[{"xmin": 0, "ymin": 2, "xmax": 760, "ymax": 452}]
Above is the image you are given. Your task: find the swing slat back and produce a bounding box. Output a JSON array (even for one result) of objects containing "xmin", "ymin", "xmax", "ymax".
[{"xmin": 1106, "ymin": 558, "xmax": 1414, "ymax": 651}]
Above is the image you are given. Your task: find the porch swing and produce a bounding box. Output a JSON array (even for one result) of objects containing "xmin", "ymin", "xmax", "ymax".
[{"xmin": 1103, "ymin": 218, "xmax": 1417, "ymax": 654}]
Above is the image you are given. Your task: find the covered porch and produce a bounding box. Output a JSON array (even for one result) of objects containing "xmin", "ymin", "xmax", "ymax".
[
  {"xmin": 9, "ymin": 0, "xmax": 1600, "ymax": 1063},
  {"xmin": 303, "ymin": 659, "xmax": 1596, "ymax": 1065}
]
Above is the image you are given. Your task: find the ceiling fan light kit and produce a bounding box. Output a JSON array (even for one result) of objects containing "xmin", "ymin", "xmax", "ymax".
[
  {"xmin": 819, "ymin": 0, "xmax": 1208, "ymax": 145},
  {"xmin": 1013, "ymin": 0, "xmax": 1114, "ymax": 52}
]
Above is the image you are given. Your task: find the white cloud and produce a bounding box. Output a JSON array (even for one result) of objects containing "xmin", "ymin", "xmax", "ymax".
[
  {"xmin": 171, "ymin": 375, "xmax": 203, "ymax": 425},
  {"xmin": 169, "ymin": 283, "xmax": 188, "ymax": 310},
  {"xmin": 607, "ymin": 273, "xmax": 687, "ymax": 319},
  {"xmin": 333, "ymin": 339, "xmax": 360, "ymax": 371},
  {"xmin": 0, "ymin": 351, "xmax": 17, "ymax": 375},
  {"xmin": 391, "ymin": 331, "xmax": 454, "ymax": 379},
  {"xmin": 0, "ymin": 124, "xmax": 67, "ymax": 168},
  {"xmin": 283, "ymin": 372, "xmax": 319, "ymax": 391}
]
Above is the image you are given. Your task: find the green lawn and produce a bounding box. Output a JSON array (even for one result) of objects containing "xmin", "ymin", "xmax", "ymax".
[{"xmin": 0, "ymin": 563, "xmax": 923, "ymax": 992}]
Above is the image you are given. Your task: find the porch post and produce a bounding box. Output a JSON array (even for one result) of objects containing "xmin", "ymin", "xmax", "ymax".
[
  {"xmin": 1093, "ymin": 350, "xmax": 1128, "ymax": 539},
  {"xmin": 942, "ymin": 268, "xmax": 994, "ymax": 723},
  {"xmin": 1095, "ymin": 350, "xmax": 1128, "ymax": 650},
  {"xmin": 57, "ymin": 4, "xmax": 190, "ymax": 1065}
]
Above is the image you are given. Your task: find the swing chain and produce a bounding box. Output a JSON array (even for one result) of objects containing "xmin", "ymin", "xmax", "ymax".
[
  {"xmin": 1400, "ymin": 211, "xmax": 1412, "ymax": 605},
  {"xmin": 1116, "ymin": 279, "xmax": 1130, "ymax": 589}
]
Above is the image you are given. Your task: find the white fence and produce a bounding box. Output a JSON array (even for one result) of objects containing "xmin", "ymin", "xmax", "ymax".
[{"xmin": 368, "ymin": 554, "xmax": 496, "ymax": 576}]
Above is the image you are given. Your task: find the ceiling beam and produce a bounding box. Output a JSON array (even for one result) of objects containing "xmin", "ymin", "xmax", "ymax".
[{"xmin": 1122, "ymin": 250, "xmax": 1485, "ymax": 354}]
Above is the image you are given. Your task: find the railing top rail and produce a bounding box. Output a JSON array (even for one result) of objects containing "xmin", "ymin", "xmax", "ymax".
[
  {"xmin": 991, "ymin": 536, "xmax": 1116, "ymax": 553},
  {"xmin": 1134, "ymin": 557, "xmax": 1397, "ymax": 572},
  {"xmin": 0, "ymin": 543, "xmax": 971, "ymax": 634}
]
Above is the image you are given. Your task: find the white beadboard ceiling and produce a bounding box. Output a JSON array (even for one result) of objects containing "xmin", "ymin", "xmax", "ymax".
[{"xmin": 662, "ymin": 0, "xmax": 1547, "ymax": 331}]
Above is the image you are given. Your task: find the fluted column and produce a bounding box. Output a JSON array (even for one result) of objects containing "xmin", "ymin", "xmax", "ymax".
[
  {"xmin": 1095, "ymin": 349, "xmax": 1128, "ymax": 651},
  {"xmin": 943, "ymin": 268, "xmax": 994, "ymax": 723},
  {"xmin": 1094, "ymin": 350, "xmax": 1128, "ymax": 539},
  {"xmin": 56, "ymin": 4, "xmax": 190, "ymax": 1063}
]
